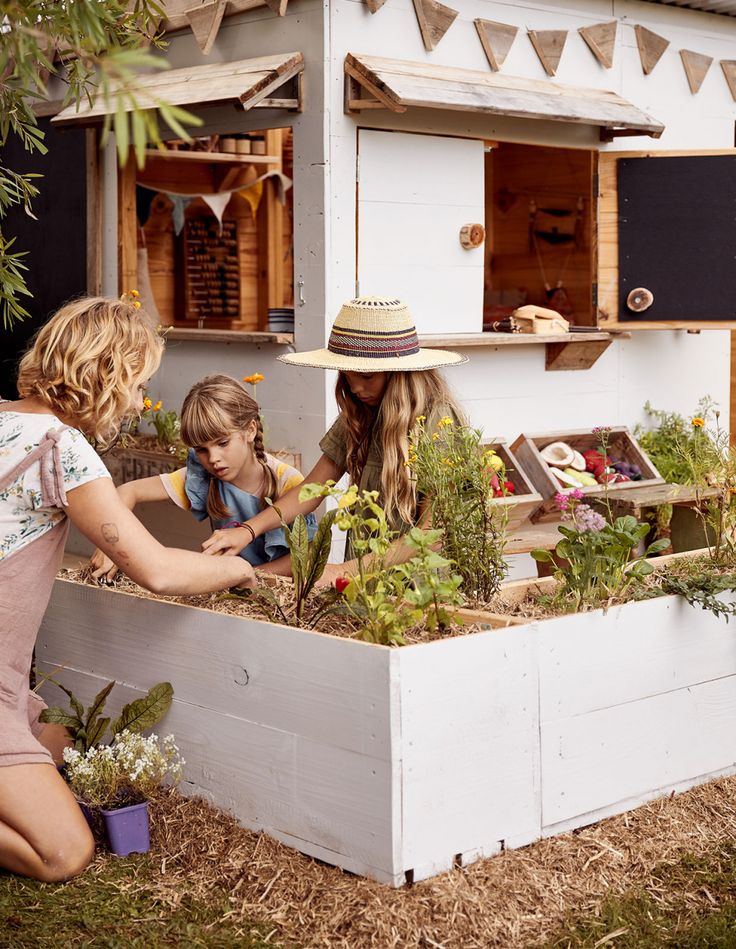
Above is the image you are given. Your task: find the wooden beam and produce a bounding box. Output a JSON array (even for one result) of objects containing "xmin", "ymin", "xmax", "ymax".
[
  {"xmin": 578, "ymin": 21, "xmax": 617, "ymax": 70},
  {"xmin": 257, "ymin": 129, "xmax": 284, "ymax": 330},
  {"xmin": 117, "ymin": 150, "xmax": 137, "ymax": 297},
  {"xmin": 634, "ymin": 25, "xmax": 669, "ymax": 75},
  {"xmin": 528, "ymin": 30, "xmax": 568, "ymax": 76},
  {"xmin": 680, "ymin": 49, "xmax": 713, "ymax": 94},
  {"xmin": 86, "ymin": 129, "xmax": 102, "ymax": 295},
  {"xmin": 344, "ymin": 59, "xmax": 406, "ymax": 113},
  {"xmin": 185, "ymin": 0, "xmax": 226, "ymax": 54},
  {"xmin": 412, "ymin": 0, "xmax": 459, "ymax": 52},
  {"xmin": 474, "ymin": 19, "xmax": 518, "ymax": 72}
]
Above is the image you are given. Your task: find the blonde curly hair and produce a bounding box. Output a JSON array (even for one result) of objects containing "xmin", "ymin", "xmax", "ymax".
[{"xmin": 17, "ymin": 296, "xmax": 164, "ymax": 448}]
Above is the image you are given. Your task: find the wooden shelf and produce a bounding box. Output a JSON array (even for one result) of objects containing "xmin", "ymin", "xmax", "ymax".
[
  {"xmin": 144, "ymin": 149, "xmax": 279, "ymax": 164},
  {"xmin": 165, "ymin": 327, "xmax": 294, "ymax": 344},
  {"xmin": 418, "ymin": 330, "xmax": 630, "ymax": 371}
]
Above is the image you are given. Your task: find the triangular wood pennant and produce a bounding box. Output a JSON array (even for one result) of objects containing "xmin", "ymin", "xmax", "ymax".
[
  {"xmin": 474, "ymin": 19, "xmax": 518, "ymax": 71},
  {"xmin": 528, "ymin": 30, "xmax": 568, "ymax": 76},
  {"xmin": 680, "ymin": 49, "xmax": 712, "ymax": 94},
  {"xmin": 364, "ymin": 0, "xmax": 387, "ymax": 13},
  {"xmin": 578, "ymin": 21, "xmax": 617, "ymax": 69},
  {"xmin": 263, "ymin": 0, "xmax": 289, "ymax": 14},
  {"xmin": 412, "ymin": 0, "xmax": 459, "ymax": 52},
  {"xmin": 721, "ymin": 60, "xmax": 736, "ymax": 101},
  {"xmin": 185, "ymin": 0, "xmax": 227, "ymax": 54},
  {"xmin": 634, "ymin": 25, "xmax": 669, "ymax": 75}
]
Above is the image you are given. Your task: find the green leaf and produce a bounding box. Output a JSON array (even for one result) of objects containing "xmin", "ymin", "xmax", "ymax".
[
  {"xmin": 303, "ymin": 508, "xmax": 337, "ymax": 595},
  {"xmin": 49, "ymin": 680, "xmax": 85, "ymax": 722},
  {"xmin": 86, "ymin": 716, "xmax": 111, "ymax": 749},
  {"xmin": 84, "ymin": 680, "xmax": 116, "ymax": 733},
  {"xmin": 38, "ymin": 708, "xmax": 80, "ymax": 731},
  {"xmin": 111, "ymin": 681, "xmax": 173, "ymax": 735}
]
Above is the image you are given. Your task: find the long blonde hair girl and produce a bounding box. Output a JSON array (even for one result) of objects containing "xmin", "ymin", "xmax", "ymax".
[
  {"xmin": 335, "ymin": 369, "xmax": 465, "ymax": 526},
  {"xmin": 17, "ymin": 296, "xmax": 163, "ymax": 449},
  {"xmin": 180, "ymin": 374, "xmax": 277, "ymax": 521}
]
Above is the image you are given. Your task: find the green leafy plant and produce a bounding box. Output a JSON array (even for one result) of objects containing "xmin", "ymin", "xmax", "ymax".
[
  {"xmin": 634, "ymin": 398, "xmax": 716, "ymax": 484},
  {"xmin": 407, "ymin": 416, "xmax": 508, "ymax": 601},
  {"xmin": 39, "ymin": 679, "xmax": 173, "ymax": 753}
]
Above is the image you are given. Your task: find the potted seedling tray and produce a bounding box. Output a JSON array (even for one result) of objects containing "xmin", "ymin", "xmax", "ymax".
[
  {"xmin": 485, "ymin": 440, "xmax": 543, "ymax": 531},
  {"xmin": 511, "ymin": 427, "xmax": 664, "ymax": 518}
]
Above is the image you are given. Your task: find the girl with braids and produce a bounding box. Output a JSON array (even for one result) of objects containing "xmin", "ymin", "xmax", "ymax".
[
  {"xmin": 90, "ymin": 374, "xmax": 316, "ymax": 581},
  {"xmin": 201, "ymin": 297, "xmax": 467, "ymax": 582}
]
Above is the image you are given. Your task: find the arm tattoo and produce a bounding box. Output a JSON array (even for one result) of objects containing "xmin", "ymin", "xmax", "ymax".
[{"xmin": 101, "ymin": 523, "xmax": 120, "ymax": 544}]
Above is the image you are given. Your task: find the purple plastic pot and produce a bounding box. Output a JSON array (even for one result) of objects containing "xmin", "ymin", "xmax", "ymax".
[{"xmin": 100, "ymin": 800, "xmax": 150, "ymax": 856}]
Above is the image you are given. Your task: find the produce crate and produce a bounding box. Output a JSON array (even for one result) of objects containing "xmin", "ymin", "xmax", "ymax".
[
  {"xmin": 485, "ymin": 440, "xmax": 543, "ymax": 531},
  {"xmin": 510, "ymin": 427, "xmax": 664, "ymax": 517}
]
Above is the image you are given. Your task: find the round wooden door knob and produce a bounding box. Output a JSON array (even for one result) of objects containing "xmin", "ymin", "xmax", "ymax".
[
  {"xmin": 626, "ymin": 287, "xmax": 654, "ymax": 312},
  {"xmin": 459, "ymin": 223, "xmax": 485, "ymax": 249}
]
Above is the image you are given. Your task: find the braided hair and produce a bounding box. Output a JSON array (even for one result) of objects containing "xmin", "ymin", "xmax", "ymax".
[{"xmin": 180, "ymin": 374, "xmax": 277, "ymax": 521}]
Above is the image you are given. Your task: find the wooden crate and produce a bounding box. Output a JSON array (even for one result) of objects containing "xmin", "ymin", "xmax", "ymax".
[
  {"xmin": 485, "ymin": 440, "xmax": 543, "ymax": 531},
  {"xmin": 511, "ymin": 427, "xmax": 664, "ymax": 517}
]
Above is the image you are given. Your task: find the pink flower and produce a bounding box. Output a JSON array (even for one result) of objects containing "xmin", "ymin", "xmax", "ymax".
[
  {"xmin": 573, "ymin": 504, "xmax": 606, "ymax": 532},
  {"xmin": 592, "ymin": 425, "xmax": 612, "ymax": 436},
  {"xmin": 554, "ymin": 492, "xmax": 570, "ymax": 512},
  {"xmin": 570, "ymin": 488, "xmax": 584, "ymax": 500}
]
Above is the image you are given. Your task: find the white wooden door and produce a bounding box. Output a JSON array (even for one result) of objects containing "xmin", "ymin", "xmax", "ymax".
[{"xmin": 357, "ymin": 130, "xmax": 485, "ymax": 336}]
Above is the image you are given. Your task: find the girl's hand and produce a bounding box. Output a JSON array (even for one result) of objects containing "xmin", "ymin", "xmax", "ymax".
[
  {"xmin": 89, "ymin": 547, "xmax": 120, "ymax": 582},
  {"xmin": 202, "ymin": 526, "xmax": 252, "ymax": 557}
]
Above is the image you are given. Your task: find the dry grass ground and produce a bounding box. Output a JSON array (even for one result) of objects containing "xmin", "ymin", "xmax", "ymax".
[{"xmin": 6, "ymin": 776, "xmax": 736, "ymax": 948}]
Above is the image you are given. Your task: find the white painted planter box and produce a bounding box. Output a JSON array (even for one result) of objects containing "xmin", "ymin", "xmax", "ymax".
[{"xmin": 36, "ymin": 578, "xmax": 736, "ymax": 886}]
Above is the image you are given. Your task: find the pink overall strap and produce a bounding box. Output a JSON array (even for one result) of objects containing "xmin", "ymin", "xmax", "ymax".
[{"xmin": 0, "ymin": 427, "xmax": 70, "ymax": 506}]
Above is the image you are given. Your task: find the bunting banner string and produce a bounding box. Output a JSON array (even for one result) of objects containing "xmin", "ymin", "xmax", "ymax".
[{"xmin": 136, "ymin": 170, "xmax": 292, "ymax": 236}]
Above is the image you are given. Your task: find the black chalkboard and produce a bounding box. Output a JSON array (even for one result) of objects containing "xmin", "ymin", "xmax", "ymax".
[
  {"xmin": 0, "ymin": 119, "xmax": 88, "ymax": 395},
  {"xmin": 618, "ymin": 155, "xmax": 736, "ymax": 323}
]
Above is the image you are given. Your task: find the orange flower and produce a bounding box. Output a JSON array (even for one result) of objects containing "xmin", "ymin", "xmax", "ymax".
[
  {"xmin": 243, "ymin": 373, "xmax": 265, "ymax": 385},
  {"xmin": 153, "ymin": 400, "xmax": 162, "ymax": 412},
  {"xmin": 691, "ymin": 417, "xmax": 705, "ymax": 428}
]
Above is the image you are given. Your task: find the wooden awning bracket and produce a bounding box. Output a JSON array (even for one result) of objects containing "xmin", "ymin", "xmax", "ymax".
[
  {"xmin": 255, "ymin": 71, "xmax": 303, "ymax": 112},
  {"xmin": 344, "ymin": 62, "xmax": 406, "ymax": 114},
  {"xmin": 599, "ymin": 125, "xmax": 663, "ymax": 142}
]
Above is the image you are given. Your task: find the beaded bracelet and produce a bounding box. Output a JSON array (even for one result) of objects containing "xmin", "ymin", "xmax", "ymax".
[{"xmin": 239, "ymin": 522, "xmax": 256, "ymax": 545}]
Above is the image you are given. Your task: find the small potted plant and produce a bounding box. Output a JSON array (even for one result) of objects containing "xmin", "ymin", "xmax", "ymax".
[{"xmin": 62, "ymin": 730, "xmax": 184, "ymax": 857}]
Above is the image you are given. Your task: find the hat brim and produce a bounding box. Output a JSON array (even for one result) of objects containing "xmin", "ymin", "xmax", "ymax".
[{"xmin": 278, "ymin": 347, "xmax": 468, "ymax": 372}]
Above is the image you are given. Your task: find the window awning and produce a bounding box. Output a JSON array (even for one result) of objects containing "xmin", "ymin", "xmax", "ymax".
[
  {"xmin": 345, "ymin": 53, "xmax": 664, "ymax": 139},
  {"xmin": 52, "ymin": 52, "xmax": 304, "ymax": 126}
]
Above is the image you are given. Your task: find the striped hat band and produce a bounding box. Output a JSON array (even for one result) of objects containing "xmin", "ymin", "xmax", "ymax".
[{"xmin": 327, "ymin": 325, "xmax": 420, "ymax": 359}]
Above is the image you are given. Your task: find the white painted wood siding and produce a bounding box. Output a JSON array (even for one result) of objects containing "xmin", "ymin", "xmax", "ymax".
[{"xmin": 357, "ymin": 130, "xmax": 485, "ymax": 335}]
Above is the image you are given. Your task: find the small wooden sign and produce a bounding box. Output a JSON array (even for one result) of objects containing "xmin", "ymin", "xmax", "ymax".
[
  {"xmin": 474, "ymin": 19, "xmax": 518, "ymax": 71},
  {"xmin": 578, "ymin": 21, "xmax": 617, "ymax": 69},
  {"xmin": 412, "ymin": 0, "xmax": 459, "ymax": 52},
  {"xmin": 528, "ymin": 29, "xmax": 568, "ymax": 77},
  {"xmin": 263, "ymin": 0, "xmax": 289, "ymax": 14},
  {"xmin": 634, "ymin": 25, "xmax": 670, "ymax": 75},
  {"xmin": 679, "ymin": 49, "xmax": 712, "ymax": 94},
  {"xmin": 185, "ymin": 0, "xmax": 227, "ymax": 55},
  {"xmin": 722, "ymin": 60, "xmax": 736, "ymax": 100},
  {"xmin": 364, "ymin": 0, "xmax": 387, "ymax": 12}
]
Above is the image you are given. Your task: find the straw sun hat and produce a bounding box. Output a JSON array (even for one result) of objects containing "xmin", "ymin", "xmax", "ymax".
[{"xmin": 277, "ymin": 296, "xmax": 468, "ymax": 373}]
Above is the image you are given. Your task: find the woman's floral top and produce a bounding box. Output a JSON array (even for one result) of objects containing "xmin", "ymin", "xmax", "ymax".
[{"xmin": 0, "ymin": 412, "xmax": 109, "ymax": 561}]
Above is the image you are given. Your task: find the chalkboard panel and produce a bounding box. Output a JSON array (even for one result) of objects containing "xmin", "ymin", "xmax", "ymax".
[
  {"xmin": 0, "ymin": 119, "xmax": 88, "ymax": 396},
  {"xmin": 618, "ymin": 155, "xmax": 736, "ymax": 323}
]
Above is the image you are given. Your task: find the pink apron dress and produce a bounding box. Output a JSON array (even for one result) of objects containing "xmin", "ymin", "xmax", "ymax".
[{"xmin": 0, "ymin": 428, "xmax": 71, "ymax": 767}]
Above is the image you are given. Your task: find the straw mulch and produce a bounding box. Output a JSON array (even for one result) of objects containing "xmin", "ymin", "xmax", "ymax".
[{"xmin": 129, "ymin": 776, "xmax": 736, "ymax": 949}]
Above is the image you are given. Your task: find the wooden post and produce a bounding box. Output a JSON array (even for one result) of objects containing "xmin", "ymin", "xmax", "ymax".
[
  {"xmin": 117, "ymin": 149, "xmax": 137, "ymax": 296},
  {"xmin": 257, "ymin": 128, "xmax": 285, "ymax": 329},
  {"xmin": 86, "ymin": 128, "xmax": 102, "ymax": 295}
]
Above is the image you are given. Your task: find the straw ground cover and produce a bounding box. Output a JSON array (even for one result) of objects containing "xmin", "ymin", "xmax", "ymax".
[{"xmin": 6, "ymin": 777, "xmax": 736, "ymax": 948}]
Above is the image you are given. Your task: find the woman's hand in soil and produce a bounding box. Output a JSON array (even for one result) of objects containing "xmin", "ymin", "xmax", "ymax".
[
  {"xmin": 202, "ymin": 526, "xmax": 252, "ymax": 557},
  {"xmin": 89, "ymin": 547, "xmax": 120, "ymax": 582}
]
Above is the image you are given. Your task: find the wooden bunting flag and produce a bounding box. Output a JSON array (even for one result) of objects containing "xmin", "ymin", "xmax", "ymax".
[
  {"xmin": 185, "ymin": 0, "xmax": 227, "ymax": 54},
  {"xmin": 578, "ymin": 21, "xmax": 617, "ymax": 69},
  {"xmin": 680, "ymin": 49, "xmax": 713, "ymax": 94},
  {"xmin": 528, "ymin": 29, "xmax": 568, "ymax": 77},
  {"xmin": 412, "ymin": 0, "xmax": 459, "ymax": 52},
  {"xmin": 364, "ymin": 0, "xmax": 387, "ymax": 12},
  {"xmin": 634, "ymin": 25, "xmax": 669, "ymax": 75},
  {"xmin": 263, "ymin": 0, "xmax": 289, "ymax": 14},
  {"xmin": 721, "ymin": 60, "xmax": 736, "ymax": 101},
  {"xmin": 474, "ymin": 19, "xmax": 518, "ymax": 71}
]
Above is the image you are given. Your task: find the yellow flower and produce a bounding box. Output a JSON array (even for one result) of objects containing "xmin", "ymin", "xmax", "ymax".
[
  {"xmin": 432, "ymin": 432, "xmax": 440, "ymax": 441},
  {"xmin": 133, "ymin": 301, "xmax": 141, "ymax": 309},
  {"xmin": 415, "ymin": 415, "xmax": 426, "ymax": 423},
  {"xmin": 243, "ymin": 373, "xmax": 265, "ymax": 385},
  {"xmin": 487, "ymin": 454, "xmax": 504, "ymax": 472},
  {"xmin": 153, "ymin": 400, "xmax": 162, "ymax": 412},
  {"xmin": 142, "ymin": 397, "xmax": 152, "ymax": 411},
  {"xmin": 691, "ymin": 417, "xmax": 705, "ymax": 427},
  {"xmin": 131, "ymin": 290, "xmax": 140, "ymax": 298},
  {"xmin": 438, "ymin": 416, "xmax": 454, "ymax": 428}
]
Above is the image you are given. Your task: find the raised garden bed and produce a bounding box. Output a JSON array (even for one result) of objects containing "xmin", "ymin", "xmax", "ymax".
[{"xmin": 35, "ymin": 557, "xmax": 736, "ymax": 887}]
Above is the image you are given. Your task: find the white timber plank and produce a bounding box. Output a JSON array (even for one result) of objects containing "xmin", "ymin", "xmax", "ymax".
[
  {"xmin": 539, "ymin": 594, "xmax": 736, "ymax": 721},
  {"xmin": 396, "ymin": 625, "xmax": 541, "ymax": 872},
  {"xmin": 542, "ymin": 674, "xmax": 736, "ymax": 827},
  {"xmin": 37, "ymin": 579, "xmax": 393, "ymax": 758},
  {"xmin": 38, "ymin": 663, "xmax": 398, "ymax": 877}
]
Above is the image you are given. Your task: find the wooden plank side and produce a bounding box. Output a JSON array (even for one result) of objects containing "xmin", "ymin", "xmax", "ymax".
[
  {"xmin": 38, "ymin": 664, "xmax": 398, "ymax": 878},
  {"xmin": 539, "ymin": 594, "xmax": 736, "ymax": 722},
  {"xmin": 542, "ymin": 674, "xmax": 736, "ymax": 827},
  {"xmin": 37, "ymin": 580, "xmax": 393, "ymax": 758},
  {"xmin": 396, "ymin": 626, "xmax": 541, "ymax": 873}
]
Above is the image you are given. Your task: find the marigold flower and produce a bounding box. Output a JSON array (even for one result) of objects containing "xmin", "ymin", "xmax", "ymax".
[
  {"xmin": 142, "ymin": 397, "xmax": 152, "ymax": 411},
  {"xmin": 131, "ymin": 289, "xmax": 140, "ymax": 298},
  {"xmin": 243, "ymin": 373, "xmax": 265, "ymax": 385},
  {"xmin": 691, "ymin": 417, "xmax": 705, "ymax": 427},
  {"xmin": 153, "ymin": 400, "xmax": 162, "ymax": 411}
]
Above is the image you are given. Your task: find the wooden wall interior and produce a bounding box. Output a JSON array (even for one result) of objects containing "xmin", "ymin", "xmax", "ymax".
[
  {"xmin": 129, "ymin": 127, "xmax": 293, "ymax": 330},
  {"xmin": 485, "ymin": 143, "xmax": 595, "ymax": 326}
]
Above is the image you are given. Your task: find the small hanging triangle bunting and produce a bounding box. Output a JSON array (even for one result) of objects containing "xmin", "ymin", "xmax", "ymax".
[
  {"xmin": 412, "ymin": 0, "xmax": 459, "ymax": 52},
  {"xmin": 528, "ymin": 29, "xmax": 568, "ymax": 76},
  {"xmin": 263, "ymin": 0, "xmax": 289, "ymax": 14},
  {"xmin": 721, "ymin": 60, "xmax": 736, "ymax": 100},
  {"xmin": 474, "ymin": 19, "xmax": 518, "ymax": 71},
  {"xmin": 364, "ymin": 0, "xmax": 387, "ymax": 13},
  {"xmin": 185, "ymin": 0, "xmax": 227, "ymax": 55},
  {"xmin": 680, "ymin": 49, "xmax": 713, "ymax": 94},
  {"xmin": 634, "ymin": 25, "xmax": 670, "ymax": 75},
  {"xmin": 578, "ymin": 21, "xmax": 617, "ymax": 69}
]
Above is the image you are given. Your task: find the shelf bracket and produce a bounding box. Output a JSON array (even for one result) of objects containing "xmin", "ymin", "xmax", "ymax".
[{"xmin": 544, "ymin": 337, "xmax": 613, "ymax": 371}]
